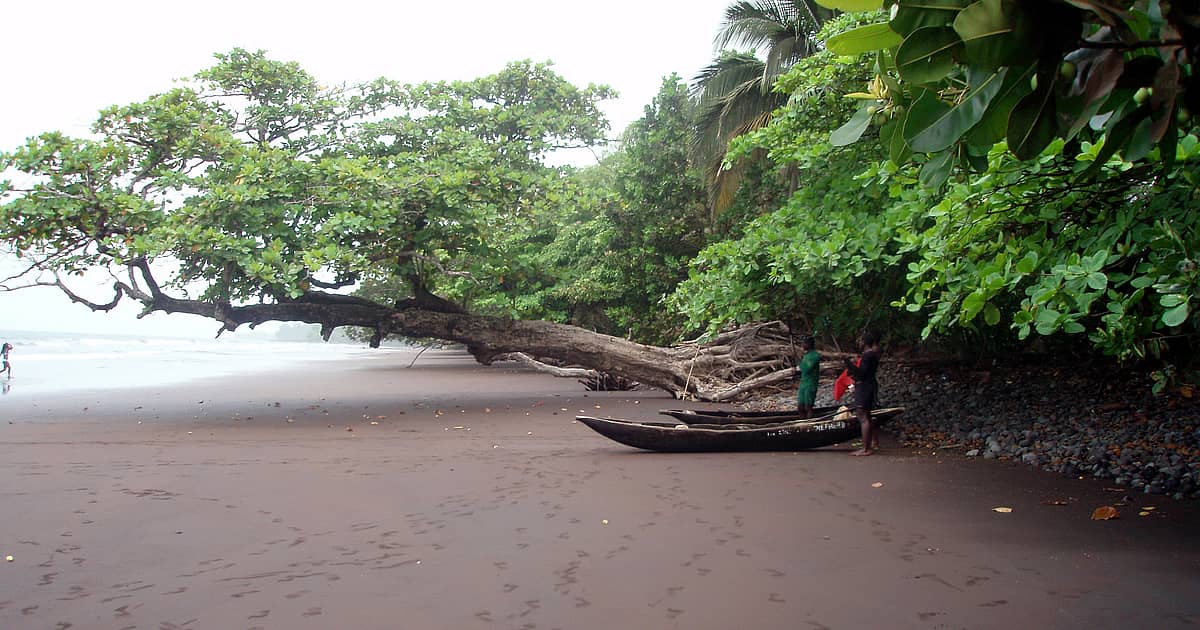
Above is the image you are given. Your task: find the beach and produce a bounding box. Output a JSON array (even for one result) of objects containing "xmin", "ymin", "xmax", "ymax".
[{"xmin": 1, "ymin": 349, "xmax": 1198, "ymax": 629}]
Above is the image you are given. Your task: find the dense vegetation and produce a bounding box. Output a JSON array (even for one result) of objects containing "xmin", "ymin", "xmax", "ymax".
[{"xmin": 1, "ymin": 0, "xmax": 1197, "ymax": 395}]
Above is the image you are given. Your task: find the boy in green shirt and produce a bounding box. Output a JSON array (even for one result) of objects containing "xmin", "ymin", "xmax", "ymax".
[{"xmin": 795, "ymin": 335, "xmax": 820, "ymax": 418}]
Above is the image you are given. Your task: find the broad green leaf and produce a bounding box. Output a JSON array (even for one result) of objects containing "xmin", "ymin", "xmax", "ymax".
[
  {"xmin": 1162, "ymin": 302, "xmax": 1189, "ymax": 327},
  {"xmin": 965, "ymin": 64, "xmax": 1034, "ymax": 146},
  {"xmin": 891, "ymin": 0, "xmax": 973, "ymax": 37},
  {"xmin": 1034, "ymin": 308, "xmax": 1061, "ymax": 334},
  {"xmin": 1082, "ymin": 250, "xmax": 1107, "ymax": 272},
  {"xmin": 895, "ymin": 26, "xmax": 963, "ymax": 85},
  {"xmin": 953, "ymin": 0, "xmax": 1033, "ymax": 68},
  {"xmin": 908, "ymin": 67, "xmax": 1007, "ymax": 152},
  {"xmin": 1063, "ymin": 321, "xmax": 1086, "ymax": 334},
  {"xmin": 1159, "ymin": 102, "xmax": 1179, "ymax": 170},
  {"xmin": 827, "ymin": 23, "xmax": 904, "ymax": 57},
  {"xmin": 902, "ymin": 89, "xmax": 952, "ymax": 145},
  {"xmin": 962, "ymin": 145, "xmax": 989, "ymax": 171},
  {"xmin": 831, "ymin": 104, "xmax": 875, "ymax": 146},
  {"xmin": 1084, "ymin": 104, "xmax": 1150, "ymax": 174},
  {"xmin": 1007, "ymin": 77, "xmax": 1057, "ymax": 159},
  {"xmin": 1027, "ymin": 286, "xmax": 1056, "ymax": 304},
  {"xmin": 883, "ymin": 117, "xmax": 914, "ymax": 164},
  {"xmin": 962, "ymin": 290, "xmax": 985, "ymax": 320},
  {"xmin": 919, "ymin": 147, "xmax": 955, "ymax": 188},
  {"xmin": 815, "ymin": 0, "xmax": 884, "ymax": 10},
  {"xmin": 1015, "ymin": 251, "xmax": 1038, "ymax": 274},
  {"xmin": 1086, "ymin": 272, "xmax": 1108, "ymax": 291},
  {"xmin": 1124, "ymin": 115, "xmax": 1157, "ymax": 162},
  {"xmin": 1160, "ymin": 293, "xmax": 1186, "ymax": 308},
  {"xmin": 983, "ymin": 302, "xmax": 1001, "ymax": 325},
  {"xmin": 878, "ymin": 118, "xmax": 900, "ymax": 156}
]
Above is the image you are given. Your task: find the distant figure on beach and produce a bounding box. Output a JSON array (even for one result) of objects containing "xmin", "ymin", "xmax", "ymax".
[
  {"xmin": 795, "ymin": 335, "xmax": 820, "ymax": 418},
  {"xmin": 0, "ymin": 342, "xmax": 11, "ymax": 379},
  {"xmin": 844, "ymin": 331, "xmax": 882, "ymax": 456}
]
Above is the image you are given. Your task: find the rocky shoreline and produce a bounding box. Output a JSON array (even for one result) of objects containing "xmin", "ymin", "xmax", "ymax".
[{"xmin": 754, "ymin": 359, "xmax": 1200, "ymax": 499}]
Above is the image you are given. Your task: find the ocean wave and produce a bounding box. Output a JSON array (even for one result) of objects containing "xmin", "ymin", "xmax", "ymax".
[{"xmin": 0, "ymin": 330, "xmax": 409, "ymax": 398}]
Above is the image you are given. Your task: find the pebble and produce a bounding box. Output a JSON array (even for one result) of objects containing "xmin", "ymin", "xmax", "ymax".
[
  {"xmin": 878, "ymin": 364, "xmax": 1200, "ymax": 499},
  {"xmin": 752, "ymin": 362, "xmax": 1200, "ymax": 499}
]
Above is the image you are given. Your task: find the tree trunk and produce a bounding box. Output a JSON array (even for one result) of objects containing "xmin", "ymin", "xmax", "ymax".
[{"xmin": 52, "ymin": 273, "xmax": 804, "ymax": 402}]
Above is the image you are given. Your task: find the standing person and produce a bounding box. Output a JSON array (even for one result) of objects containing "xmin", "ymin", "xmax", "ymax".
[
  {"xmin": 794, "ymin": 335, "xmax": 820, "ymax": 418},
  {"xmin": 844, "ymin": 331, "xmax": 882, "ymax": 456},
  {"xmin": 0, "ymin": 342, "xmax": 11, "ymax": 379}
]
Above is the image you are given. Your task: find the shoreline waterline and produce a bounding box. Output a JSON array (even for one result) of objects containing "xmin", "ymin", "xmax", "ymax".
[{"xmin": 0, "ymin": 329, "xmax": 418, "ymax": 399}]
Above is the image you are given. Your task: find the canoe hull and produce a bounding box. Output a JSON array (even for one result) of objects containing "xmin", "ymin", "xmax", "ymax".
[{"xmin": 577, "ymin": 415, "xmax": 867, "ymax": 453}]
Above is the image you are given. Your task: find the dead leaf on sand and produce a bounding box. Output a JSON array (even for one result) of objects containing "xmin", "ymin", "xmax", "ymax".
[
  {"xmin": 1040, "ymin": 499, "xmax": 1072, "ymax": 506},
  {"xmin": 992, "ymin": 507, "xmax": 1013, "ymax": 513},
  {"xmin": 1091, "ymin": 506, "xmax": 1119, "ymax": 520},
  {"xmin": 871, "ymin": 482, "xmax": 883, "ymax": 488}
]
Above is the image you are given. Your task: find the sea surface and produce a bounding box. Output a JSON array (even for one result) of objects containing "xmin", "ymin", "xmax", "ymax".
[{"xmin": 0, "ymin": 329, "xmax": 409, "ymax": 399}]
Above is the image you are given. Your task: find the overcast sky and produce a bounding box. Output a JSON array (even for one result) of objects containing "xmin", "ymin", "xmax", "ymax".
[{"xmin": 0, "ymin": 0, "xmax": 734, "ymax": 337}]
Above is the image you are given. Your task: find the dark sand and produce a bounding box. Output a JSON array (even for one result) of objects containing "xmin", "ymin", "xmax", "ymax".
[{"xmin": 1, "ymin": 350, "xmax": 1197, "ymax": 629}]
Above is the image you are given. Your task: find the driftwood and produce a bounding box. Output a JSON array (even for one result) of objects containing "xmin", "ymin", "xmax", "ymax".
[{"xmin": 578, "ymin": 372, "xmax": 639, "ymax": 392}]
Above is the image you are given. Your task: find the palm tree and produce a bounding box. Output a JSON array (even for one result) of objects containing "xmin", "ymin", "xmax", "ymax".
[{"xmin": 692, "ymin": 1, "xmax": 833, "ymax": 216}]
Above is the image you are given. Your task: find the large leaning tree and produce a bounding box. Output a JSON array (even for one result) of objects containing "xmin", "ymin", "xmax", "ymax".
[{"xmin": 0, "ymin": 49, "xmax": 802, "ymax": 401}]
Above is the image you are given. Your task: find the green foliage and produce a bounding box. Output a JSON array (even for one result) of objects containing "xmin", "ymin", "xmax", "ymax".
[
  {"xmin": 693, "ymin": 2, "xmax": 836, "ymax": 215},
  {"xmin": 673, "ymin": 11, "xmax": 1200, "ymax": 369},
  {"xmin": 602, "ymin": 76, "xmax": 708, "ymax": 342},
  {"xmin": 448, "ymin": 76, "xmax": 708, "ymax": 345},
  {"xmin": 822, "ymin": 0, "xmax": 1199, "ymax": 173},
  {"xmin": 892, "ymin": 138, "xmax": 1200, "ymax": 362},
  {"xmin": 673, "ymin": 50, "xmax": 910, "ymax": 339},
  {"xmin": 1, "ymin": 49, "xmax": 614, "ymax": 311}
]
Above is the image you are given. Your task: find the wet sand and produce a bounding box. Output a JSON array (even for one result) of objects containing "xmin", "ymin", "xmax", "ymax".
[{"xmin": 1, "ymin": 349, "xmax": 1197, "ymax": 629}]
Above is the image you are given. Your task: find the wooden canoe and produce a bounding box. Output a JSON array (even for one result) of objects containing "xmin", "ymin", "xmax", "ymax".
[
  {"xmin": 659, "ymin": 405, "xmax": 841, "ymax": 424},
  {"xmin": 660, "ymin": 406, "xmax": 905, "ymax": 425},
  {"xmin": 576, "ymin": 408, "xmax": 903, "ymax": 453}
]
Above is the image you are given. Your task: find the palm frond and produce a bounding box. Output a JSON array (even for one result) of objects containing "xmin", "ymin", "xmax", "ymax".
[{"xmin": 690, "ymin": 1, "xmax": 837, "ymax": 220}]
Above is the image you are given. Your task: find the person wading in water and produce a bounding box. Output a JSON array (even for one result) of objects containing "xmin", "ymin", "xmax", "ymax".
[{"xmin": 0, "ymin": 342, "xmax": 12, "ymax": 379}]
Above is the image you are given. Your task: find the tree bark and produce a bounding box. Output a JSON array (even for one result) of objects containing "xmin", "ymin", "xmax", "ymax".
[{"xmin": 46, "ymin": 272, "xmax": 804, "ymax": 401}]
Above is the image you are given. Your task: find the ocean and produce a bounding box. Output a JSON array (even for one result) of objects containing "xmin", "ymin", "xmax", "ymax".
[{"xmin": 0, "ymin": 329, "xmax": 409, "ymax": 399}]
